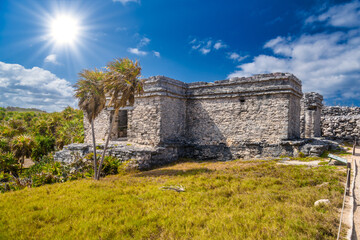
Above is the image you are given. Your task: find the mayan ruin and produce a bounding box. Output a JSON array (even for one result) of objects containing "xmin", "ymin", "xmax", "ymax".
[{"xmin": 53, "ymin": 72, "xmax": 359, "ymax": 169}]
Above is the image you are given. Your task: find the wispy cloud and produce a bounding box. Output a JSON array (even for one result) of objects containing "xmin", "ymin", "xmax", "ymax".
[
  {"xmin": 190, "ymin": 38, "xmax": 227, "ymax": 55},
  {"xmin": 128, "ymin": 48, "xmax": 147, "ymax": 56},
  {"xmin": 44, "ymin": 54, "xmax": 59, "ymax": 65},
  {"xmin": 138, "ymin": 37, "xmax": 150, "ymax": 48},
  {"xmin": 0, "ymin": 62, "xmax": 75, "ymax": 112},
  {"xmin": 128, "ymin": 36, "xmax": 160, "ymax": 57},
  {"xmin": 227, "ymin": 52, "xmax": 248, "ymax": 62},
  {"xmin": 200, "ymin": 48, "xmax": 211, "ymax": 55},
  {"xmin": 305, "ymin": 0, "xmax": 360, "ymax": 28},
  {"xmin": 266, "ymin": 16, "xmax": 282, "ymax": 25},
  {"xmin": 214, "ymin": 41, "xmax": 227, "ymax": 50},
  {"xmin": 115, "ymin": 26, "xmax": 127, "ymax": 32},
  {"xmin": 153, "ymin": 51, "xmax": 160, "ymax": 57},
  {"xmin": 228, "ymin": 0, "xmax": 360, "ymax": 104},
  {"xmin": 113, "ymin": 0, "xmax": 140, "ymax": 5}
]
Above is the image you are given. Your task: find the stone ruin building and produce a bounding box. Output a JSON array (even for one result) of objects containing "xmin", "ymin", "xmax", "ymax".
[{"xmin": 55, "ymin": 72, "xmax": 359, "ymax": 169}]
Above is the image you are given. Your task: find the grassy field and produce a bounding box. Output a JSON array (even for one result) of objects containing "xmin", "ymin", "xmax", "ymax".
[{"xmin": 0, "ymin": 159, "xmax": 347, "ymax": 240}]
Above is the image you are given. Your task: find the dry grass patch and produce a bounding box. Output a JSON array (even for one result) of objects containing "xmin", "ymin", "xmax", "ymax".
[{"xmin": 0, "ymin": 159, "xmax": 347, "ymax": 240}]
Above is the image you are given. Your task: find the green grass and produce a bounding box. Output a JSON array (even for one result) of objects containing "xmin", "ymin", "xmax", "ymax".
[{"xmin": 0, "ymin": 160, "xmax": 347, "ymax": 240}]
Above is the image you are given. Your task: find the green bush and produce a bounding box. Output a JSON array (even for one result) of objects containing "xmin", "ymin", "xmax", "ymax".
[
  {"xmin": 102, "ymin": 156, "xmax": 121, "ymax": 176},
  {"xmin": 0, "ymin": 152, "xmax": 18, "ymax": 175},
  {"xmin": 0, "ymin": 138, "xmax": 10, "ymax": 153},
  {"xmin": 31, "ymin": 135, "xmax": 55, "ymax": 161},
  {"xmin": 84, "ymin": 153, "xmax": 121, "ymax": 177},
  {"xmin": 0, "ymin": 172, "xmax": 19, "ymax": 193}
]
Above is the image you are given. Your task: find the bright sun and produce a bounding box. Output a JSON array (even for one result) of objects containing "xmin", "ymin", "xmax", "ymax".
[{"xmin": 50, "ymin": 15, "xmax": 79, "ymax": 44}]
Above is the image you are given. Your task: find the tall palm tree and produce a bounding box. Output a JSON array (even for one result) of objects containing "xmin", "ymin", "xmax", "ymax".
[
  {"xmin": 97, "ymin": 58, "xmax": 144, "ymax": 179},
  {"xmin": 11, "ymin": 134, "xmax": 35, "ymax": 173},
  {"xmin": 74, "ymin": 69, "xmax": 106, "ymax": 180}
]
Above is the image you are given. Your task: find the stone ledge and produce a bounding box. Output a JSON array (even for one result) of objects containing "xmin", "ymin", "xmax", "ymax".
[{"xmin": 54, "ymin": 138, "xmax": 342, "ymax": 170}]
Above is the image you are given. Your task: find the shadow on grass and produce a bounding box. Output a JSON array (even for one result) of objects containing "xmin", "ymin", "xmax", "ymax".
[{"xmin": 134, "ymin": 168, "xmax": 213, "ymax": 178}]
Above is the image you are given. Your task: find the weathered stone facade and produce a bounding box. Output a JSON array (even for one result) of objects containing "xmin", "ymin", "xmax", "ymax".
[
  {"xmin": 56, "ymin": 72, "xmax": 359, "ymax": 168},
  {"xmin": 321, "ymin": 106, "xmax": 360, "ymax": 141},
  {"xmin": 300, "ymin": 93, "xmax": 360, "ymax": 142},
  {"xmin": 300, "ymin": 92, "xmax": 323, "ymax": 138},
  {"xmin": 81, "ymin": 73, "xmax": 303, "ymax": 162}
]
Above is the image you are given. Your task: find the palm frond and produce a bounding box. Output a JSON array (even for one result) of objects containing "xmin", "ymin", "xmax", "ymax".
[{"xmin": 74, "ymin": 68, "xmax": 106, "ymax": 122}]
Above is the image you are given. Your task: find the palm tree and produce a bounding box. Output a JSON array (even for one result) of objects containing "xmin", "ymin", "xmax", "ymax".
[
  {"xmin": 74, "ymin": 69, "xmax": 106, "ymax": 180},
  {"xmin": 97, "ymin": 58, "xmax": 144, "ymax": 179},
  {"xmin": 11, "ymin": 135, "xmax": 35, "ymax": 173}
]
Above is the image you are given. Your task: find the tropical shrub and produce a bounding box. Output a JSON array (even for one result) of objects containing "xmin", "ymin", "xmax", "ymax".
[
  {"xmin": 31, "ymin": 135, "xmax": 55, "ymax": 161},
  {"xmin": 0, "ymin": 151, "xmax": 18, "ymax": 175},
  {"xmin": 0, "ymin": 138, "xmax": 10, "ymax": 152},
  {"xmin": 101, "ymin": 156, "xmax": 121, "ymax": 176}
]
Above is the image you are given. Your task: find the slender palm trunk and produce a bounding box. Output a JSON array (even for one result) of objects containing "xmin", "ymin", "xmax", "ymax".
[
  {"xmin": 96, "ymin": 109, "xmax": 117, "ymax": 180},
  {"xmin": 20, "ymin": 156, "xmax": 24, "ymax": 173},
  {"xmin": 91, "ymin": 120, "xmax": 98, "ymax": 180}
]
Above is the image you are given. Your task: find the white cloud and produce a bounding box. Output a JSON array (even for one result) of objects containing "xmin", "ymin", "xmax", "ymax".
[
  {"xmin": 44, "ymin": 54, "xmax": 59, "ymax": 65},
  {"xmin": 113, "ymin": 0, "xmax": 140, "ymax": 5},
  {"xmin": 0, "ymin": 62, "xmax": 76, "ymax": 112},
  {"xmin": 138, "ymin": 37, "xmax": 150, "ymax": 47},
  {"xmin": 189, "ymin": 38, "xmax": 227, "ymax": 55},
  {"xmin": 229, "ymin": 52, "xmax": 240, "ymax": 60},
  {"xmin": 228, "ymin": 52, "xmax": 249, "ymax": 62},
  {"xmin": 306, "ymin": 1, "xmax": 360, "ymax": 28},
  {"xmin": 228, "ymin": 28, "xmax": 360, "ymax": 102},
  {"xmin": 189, "ymin": 38, "xmax": 197, "ymax": 44},
  {"xmin": 128, "ymin": 36, "xmax": 159, "ymax": 58},
  {"xmin": 192, "ymin": 44, "xmax": 201, "ymax": 50},
  {"xmin": 128, "ymin": 48, "xmax": 148, "ymax": 56},
  {"xmin": 200, "ymin": 48, "xmax": 211, "ymax": 55},
  {"xmin": 214, "ymin": 41, "xmax": 227, "ymax": 50},
  {"xmin": 229, "ymin": 1, "xmax": 360, "ymax": 104},
  {"xmin": 153, "ymin": 51, "xmax": 160, "ymax": 57}
]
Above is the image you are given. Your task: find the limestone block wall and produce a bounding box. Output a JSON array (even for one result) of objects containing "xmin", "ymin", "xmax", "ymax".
[
  {"xmin": 186, "ymin": 95, "xmax": 290, "ymax": 146},
  {"xmin": 300, "ymin": 92, "xmax": 323, "ymax": 138},
  {"xmin": 84, "ymin": 110, "xmax": 111, "ymax": 143},
  {"xmin": 128, "ymin": 96, "xmax": 162, "ymax": 146},
  {"xmin": 159, "ymin": 96, "xmax": 186, "ymax": 144},
  {"xmin": 289, "ymin": 94, "xmax": 301, "ymax": 139},
  {"xmin": 321, "ymin": 106, "xmax": 360, "ymax": 141},
  {"xmin": 186, "ymin": 73, "xmax": 302, "ymax": 146},
  {"xmin": 128, "ymin": 76, "xmax": 187, "ymax": 146},
  {"xmin": 84, "ymin": 73, "xmax": 303, "ymax": 161}
]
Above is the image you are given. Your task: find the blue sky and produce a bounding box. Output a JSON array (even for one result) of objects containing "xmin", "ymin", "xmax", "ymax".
[{"xmin": 0, "ymin": 0, "xmax": 359, "ymax": 111}]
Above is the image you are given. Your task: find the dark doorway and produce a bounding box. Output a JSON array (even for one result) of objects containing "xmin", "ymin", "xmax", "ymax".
[{"xmin": 118, "ymin": 110, "xmax": 128, "ymax": 138}]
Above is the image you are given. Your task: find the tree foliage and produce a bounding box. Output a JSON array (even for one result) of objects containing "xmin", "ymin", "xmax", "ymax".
[
  {"xmin": 97, "ymin": 58, "xmax": 144, "ymax": 179},
  {"xmin": 74, "ymin": 69, "xmax": 106, "ymax": 123},
  {"xmin": 74, "ymin": 68, "xmax": 106, "ymax": 180},
  {"xmin": 0, "ymin": 107, "xmax": 84, "ymax": 178}
]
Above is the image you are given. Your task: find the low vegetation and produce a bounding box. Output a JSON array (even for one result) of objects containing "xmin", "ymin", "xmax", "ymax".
[
  {"xmin": 0, "ymin": 160, "xmax": 346, "ymax": 239},
  {"xmin": 0, "ymin": 107, "xmax": 85, "ymax": 192},
  {"xmin": 0, "ymin": 106, "xmax": 84, "ymax": 152}
]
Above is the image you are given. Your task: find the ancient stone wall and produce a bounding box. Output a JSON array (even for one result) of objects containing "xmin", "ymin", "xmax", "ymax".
[
  {"xmin": 128, "ymin": 76, "xmax": 188, "ymax": 146},
  {"xmin": 185, "ymin": 73, "xmax": 302, "ymax": 146},
  {"xmin": 84, "ymin": 110, "xmax": 111, "ymax": 144},
  {"xmin": 186, "ymin": 95, "xmax": 290, "ymax": 145},
  {"xmin": 83, "ymin": 73, "xmax": 303, "ymax": 161},
  {"xmin": 289, "ymin": 94, "xmax": 301, "ymax": 139},
  {"xmin": 300, "ymin": 92, "xmax": 323, "ymax": 138},
  {"xmin": 128, "ymin": 96, "xmax": 162, "ymax": 146},
  {"xmin": 321, "ymin": 106, "xmax": 360, "ymax": 141}
]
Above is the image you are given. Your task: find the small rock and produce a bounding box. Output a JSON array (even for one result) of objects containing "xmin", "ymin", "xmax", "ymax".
[
  {"xmin": 316, "ymin": 182, "xmax": 329, "ymax": 188},
  {"xmin": 314, "ymin": 199, "xmax": 330, "ymax": 206}
]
